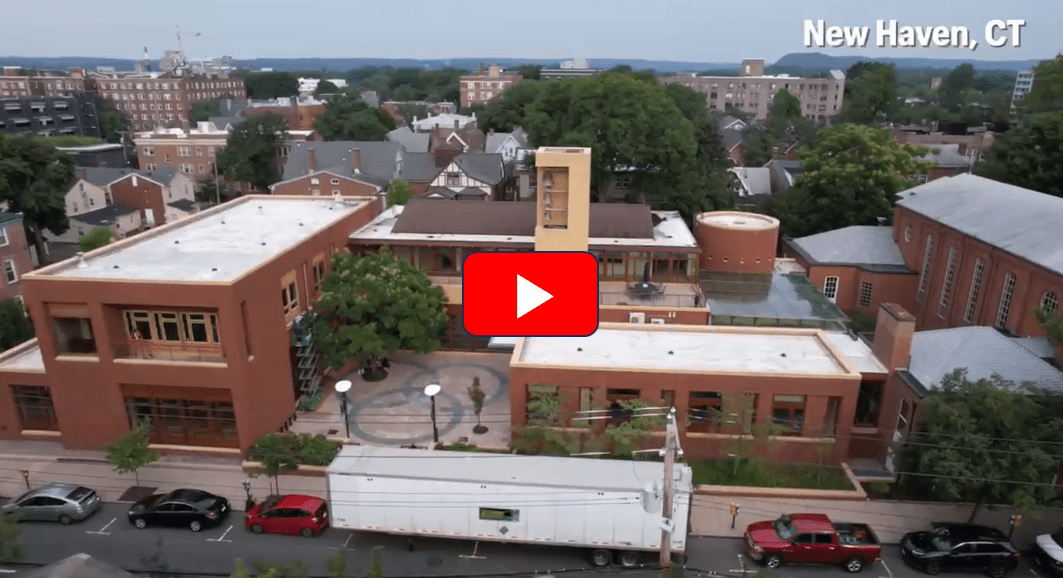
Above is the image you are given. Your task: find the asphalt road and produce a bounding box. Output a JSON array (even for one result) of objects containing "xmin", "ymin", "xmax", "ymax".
[{"xmin": 0, "ymin": 503, "xmax": 1055, "ymax": 578}]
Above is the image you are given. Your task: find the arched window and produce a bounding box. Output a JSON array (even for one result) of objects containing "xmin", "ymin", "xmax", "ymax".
[{"xmin": 1042, "ymin": 291, "xmax": 1059, "ymax": 315}]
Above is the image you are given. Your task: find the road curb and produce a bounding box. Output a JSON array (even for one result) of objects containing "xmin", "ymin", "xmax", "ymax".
[{"xmin": 0, "ymin": 453, "xmax": 245, "ymax": 473}]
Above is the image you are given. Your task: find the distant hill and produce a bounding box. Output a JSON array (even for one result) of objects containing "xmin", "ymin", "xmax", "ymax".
[
  {"xmin": 774, "ymin": 52, "xmax": 1039, "ymax": 72},
  {"xmin": 0, "ymin": 53, "xmax": 1040, "ymax": 76}
]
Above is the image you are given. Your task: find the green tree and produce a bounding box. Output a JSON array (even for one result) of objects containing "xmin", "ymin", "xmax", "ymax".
[
  {"xmin": 310, "ymin": 251, "xmax": 447, "ymax": 372},
  {"xmin": 253, "ymin": 560, "xmax": 306, "ymax": 578},
  {"xmin": 326, "ymin": 553, "xmax": 349, "ymax": 578},
  {"xmin": 395, "ymin": 103, "xmax": 429, "ymax": 126},
  {"xmin": 197, "ymin": 180, "xmax": 222, "ymax": 203},
  {"xmin": 316, "ymin": 94, "xmax": 393, "ymax": 141},
  {"xmin": 767, "ymin": 124, "xmax": 931, "ymax": 237},
  {"xmin": 899, "ymin": 369, "xmax": 1062, "ymax": 517},
  {"xmin": 366, "ymin": 545, "xmax": 385, "ymax": 578},
  {"xmin": 105, "ymin": 427, "xmax": 161, "ymax": 487},
  {"xmin": 230, "ymin": 559, "xmax": 251, "ymax": 578},
  {"xmin": 315, "ymin": 79, "xmax": 341, "ymax": 96},
  {"xmin": 468, "ymin": 376, "xmax": 486, "ymax": 433},
  {"xmin": 517, "ymin": 64, "xmax": 542, "ymax": 80},
  {"xmin": 93, "ymin": 95, "xmax": 128, "ymax": 144},
  {"xmin": 245, "ymin": 72, "xmax": 300, "ymax": 99},
  {"xmin": 0, "ymin": 514, "xmax": 24, "ymax": 563},
  {"xmin": 249, "ymin": 433, "xmax": 299, "ymax": 494},
  {"xmin": 842, "ymin": 62, "xmax": 899, "ymax": 124},
  {"xmin": 771, "ymin": 88, "xmax": 803, "ymax": 121},
  {"xmin": 78, "ymin": 226, "xmax": 114, "ymax": 252},
  {"xmin": 216, "ymin": 114, "xmax": 288, "ymax": 192},
  {"xmin": 1036, "ymin": 306, "xmax": 1063, "ymax": 344},
  {"xmin": 1021, "ymin": 55, "xmax": 1063, "ymax": 116},
  {"xmin": 191, "ymin": 97, "xmax": 224, "ymax": 123},
  {"xmin": 0, "ymin": 135, "xmax": 74, "ymax": 264},
  {"xmin": 386, "ymin": 179, "xmax": 414, "ymax": 207},
  {"xmin": 0, "ymin": 299, "xmax": 33, "ymax": 351},
  {"xmin": 977, "ymin": 112, "xmax": 1063, "ymax": 198},
  {"xmin": 598, "ymin": 399, "xmax": 666, "ymax": 459},
  {"xmin": 474, "ymin": 80, "xmax": 543, "ymax": 132},
  {"xmin": 939, "ymin": 63, "xmax": 975, "ymax": 111},
  {"xmin": 511, "ymin": 388, "xmax": 583, "ymax": 455}
]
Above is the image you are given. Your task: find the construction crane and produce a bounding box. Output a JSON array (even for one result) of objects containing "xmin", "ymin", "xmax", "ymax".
[{"xmin": 173, "ymin": 26, "xmax": 201, "ymax": 75}]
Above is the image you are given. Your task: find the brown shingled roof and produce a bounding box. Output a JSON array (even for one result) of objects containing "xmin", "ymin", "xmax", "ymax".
[{"xmin": 391, "ymin": 199, "xmax": 653, "ymax": 238}]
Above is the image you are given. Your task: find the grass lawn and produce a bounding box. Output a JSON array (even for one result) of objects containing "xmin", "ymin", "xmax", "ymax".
[
  {"xmin": 29, "ymin": 135, "xmax": 106, "ymax": 147},
  {"xmin": 687, "ymin": 458, "xmax": 855, "ymax": 491}
]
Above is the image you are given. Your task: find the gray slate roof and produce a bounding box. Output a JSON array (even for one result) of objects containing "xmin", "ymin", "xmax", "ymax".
[
  {"xmin": 454, "ymin": 153, "xmax": 504, "ymax": 184},
  {"xmin": 387, "ymin": 127, "xmax": 430, "ymax": 153},
  {"xmin": 787, "ymin": 226, "xmax": 912, "ymax": 271},
  {"xmin": 909, "ymin": 326, "xmax": 1063, "ymax": 393},
  {"xmin": 77, "ymin": 167, "xmax": 173, "ymax": 188},
  {"xmin": 167, "ymin": 199, "xmax": 197, "ymax": 212},
  {"xmin": 424, "ymin": 186, "xmax": 488, "ymax": 199},
  {"xmin": 0, "ymin": 211, "xmax": 22, "ymax": 225},
  {"xmin": 398, "ymin": 153, "xmax": 443, "ymax": 182},
  {"xmin": 916, "ymin": 143, "xmax": 973, "ymax": 168},
  {"xmin": 280, "ymin": 141, "xmax": 401, "ymax": 188},
  {"xmin": 208, "ymin": 115, "xmax": 241, "ymax": 130},
  {"xmin": 23, "ymin": 553, "xmax": 134, "ymax": 578},
  {"xmin": 720, "ymin": 128, "xmax": 743, "ymax": 152},
  {"xmin": 717, "ymin": 115, "xmax": 746, "ymax": 131},
  {"xmin": 730, "ymin": 167, "xmax": 772, "ymax": 197},
  {"xmin": 71, "ymin": 204, "xmax": 138, "ymax": 227},
  {"xmin": 485, "ymin": 127, "xmax": 530, "ymax": 152},
  {"xmin": 896, "ymin": 173, "xmax": 1063, "ymax": 276}
]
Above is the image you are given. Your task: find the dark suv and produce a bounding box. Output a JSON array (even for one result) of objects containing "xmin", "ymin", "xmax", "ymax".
[{"xmin": 900, "ymin": 524, "xmax": 1019, "ymax": 577}]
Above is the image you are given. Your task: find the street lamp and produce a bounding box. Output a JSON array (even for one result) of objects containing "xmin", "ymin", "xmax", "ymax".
[
  {"xmin": 424, "ymin": 384, "xmax": 441, "ymax": 444},
  {"xmin": 335, "ymin": 380, "xmax": 352, "ymax": 439}
]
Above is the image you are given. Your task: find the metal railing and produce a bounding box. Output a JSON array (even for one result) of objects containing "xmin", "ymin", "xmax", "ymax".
[{"xmin": 112, "ymin": 341, "xmax": 225, "ymax": 363}]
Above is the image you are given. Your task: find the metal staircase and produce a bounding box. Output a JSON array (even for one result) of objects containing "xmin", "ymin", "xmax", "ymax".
[{"xmin": 291, "ymin": 312, "xmax": 322, "ymax": 393}]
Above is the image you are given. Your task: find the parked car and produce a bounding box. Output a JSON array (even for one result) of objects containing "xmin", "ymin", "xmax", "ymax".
[
  {"xmin": 128, "ymin": 489, "xmax": 230, "ymax": 532},
  {"xmin": 0, "ymin": 484, "xmax": 101, "ymax": 524},
  {"xmin": 1032, "ymin": 529, "xmax": 1063, "ymax": 576},
  {"xmin": 900, "ymin": 524, "xmax": 1020, "ymax": 577},
  {"xmin": 245, "ymin": 494, "xmax": 329, "ymax": 537},
  {"xmin": 745, "ymin": 513, "xmax": 882, "ymax": 573}
]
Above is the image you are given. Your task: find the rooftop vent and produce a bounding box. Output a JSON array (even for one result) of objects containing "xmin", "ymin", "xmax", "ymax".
[{"xmin": 75, "ymin": 252, "xmax": 87, "ymax": 268}]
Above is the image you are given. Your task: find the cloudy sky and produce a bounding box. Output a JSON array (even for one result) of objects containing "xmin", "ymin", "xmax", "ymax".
[{"xmin": 0, "ymin": 0, "xmax": 1055, "ymax": 64}]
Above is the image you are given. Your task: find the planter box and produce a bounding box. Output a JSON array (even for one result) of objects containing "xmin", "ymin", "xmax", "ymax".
[
  {"xmin": 242, "ymin": 461, "xmax": 329, "ymax": 478},
  {"xmin": 694, "ymin": 463, "xmax": 866, "ymax": 500}
]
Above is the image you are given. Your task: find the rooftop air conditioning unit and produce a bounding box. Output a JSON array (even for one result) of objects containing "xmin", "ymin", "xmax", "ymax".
[
  {"xmin": 650, "ymin": 318, "xmax": 666, "ymax": 325},
  {"xmin": 629, "ymin": 312, "xmax": 646, "ymax": 324}
]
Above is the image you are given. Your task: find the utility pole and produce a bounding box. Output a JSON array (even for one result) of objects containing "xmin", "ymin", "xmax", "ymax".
[{"xmin": 660, "ymin": 407, "xmax": 681, "ymax": 577}]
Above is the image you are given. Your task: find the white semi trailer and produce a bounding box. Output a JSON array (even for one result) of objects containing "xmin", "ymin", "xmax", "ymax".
[{"xmin": 325, "ymin": 445, "xmax": 693, "ymax": 567}]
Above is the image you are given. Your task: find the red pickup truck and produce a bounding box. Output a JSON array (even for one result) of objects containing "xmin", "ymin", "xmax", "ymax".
[{"xmin": 745, "ymin": 513, "xmax": 882, "ymax": 573}]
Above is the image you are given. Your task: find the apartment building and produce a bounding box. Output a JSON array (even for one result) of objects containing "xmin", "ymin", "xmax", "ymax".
[
  {"xmin": 0, "ymin": 67, "xmax": 89, "ymax": 97},
  {"xmin": 91, "ymin": 73, "xmax": 246, "ymax": 131},
  {"xmin": 459, "ymin": 64, "xmax": 523, "ymax": 109},
  {"xmin": 0, "ymin": 213, "xmax": 34, "ymax": 301},
  {"xmin": 0, "ymin": 195, "xmax": 381, "ymax": 453},
  {"xmin": 1012, "ymin": 69, "xmax": 1034, "ymax": 113},
  {"xmin": 0, "ymin": 94, "xmax": 101, "ymax": 138},
  {"xmin": 660, "ymin": 59, "xmax": 846, "ymax": 122}
]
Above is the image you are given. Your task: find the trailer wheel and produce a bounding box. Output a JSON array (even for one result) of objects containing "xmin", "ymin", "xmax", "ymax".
[
  {"xmin": 617, "ymin": 551, "xmax": 639, "ymax": 567},
  {"xmin": 590, "ymin": 549, "xmax": 612, "ymax": 567}
]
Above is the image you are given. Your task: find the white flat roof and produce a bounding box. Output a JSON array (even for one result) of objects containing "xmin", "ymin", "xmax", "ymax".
[
  {"xmin": 351, "ymin": 206, "xmax": 698, "ymax": 249},
  {"xmin": 823, "ymin": 332, "xmax": 888, "ymax": 374},
  {"xmin": 697, "ymin": 212, "xmax": 778, "ymax": 229},
  {"xmin": 0, "ymin": 342, "xmax": 44, "ymax": 372},
  {"xmin": 44, "ymin": 197, "xmax": 371, "ymax": 282},
  {"xmin": 517, "ymin": 327, "xmax": 853, "ymax": 376}
]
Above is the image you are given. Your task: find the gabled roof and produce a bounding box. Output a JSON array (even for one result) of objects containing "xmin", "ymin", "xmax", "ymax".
[
  {"xmin": 0, "ymin": 212, "xmax": 22, "ymax": 225},
  {"xmin": 279, "ymin": 141, "xmax": 400, "ymax": 187},
  {"xmin": 398, "ymin": 152, "xmax": 444, "ymax": 182},
  {"xmin": 909, "ymin": 326, "xmax": 1063, "ymax": 393},
  {"xmin": 721, "ymin": 128, "xmax": 743, "ymax": 152},
  {"xmin": 70, "ymin": 203, "xmax": 138, "ymax": 227},
  {"xmin": 387, "ymin": 126, "xmax": 430, "ymax": 153},
  {"xmin": 729, "ymin": 167, "xmax": 772, "ymax": 198},
  {"xmin": 76, "ymin": 167, "xmax": 144, "ymax": 188},
  {"xmin": 453, "ymin": 153, "xmax": 504, "ymax": 184},
  {"xmin": 432, "ymin": 126, "xmax": 486, "ymax": 152},
  {"xmin": 895, "ymin": 174, "xmax": 1063, "ymax": 276},
  {"xmin": 424, "ymin": 186, "xmax": 489, "ymax": 199},
  {"xmin": 786, "ymin": 226, "xmax": 911, "ymax": 272},
  {"xmin": 207, "ymin": 115, "xmax": 240, "ymax": 130},
  {"xmin": 486, "ymin": 130, "xmax": 531, "ymax": 153},
  {"xmin": 391, "ymin": 199, "xmax": 654, "ymax": 238},
  {"xmin": 717, "ymin": 115, "xmax": 747, "ymax": 132}
]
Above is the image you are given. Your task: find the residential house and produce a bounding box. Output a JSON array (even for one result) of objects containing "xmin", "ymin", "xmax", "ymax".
[
  {"xmin": 0, "ymin": 94, "xmax": 100, "ymax": 138},
  {"xmin": 54, "ymin": 143, "xmax": 129, "ymax": 168},
  {"xmin": 269, "ymin": 141, "xmax": 400, "ymax": 198},
  {"xmin": 890, "ymin": 127, "xmax": 995, "ymax": 167},
  {"xmin": 459, "ymin": 64, "xmax": 523, "ymax": 109},
  {"xmin": 486, "ymin": 128, "xmax": 533, "ymax": 200},
  {"xmin": 728, "ymin": 167, "xmax": 773, "ymax": 208},
  {"xmin": 411, "ymin": 112, "xmax": 476, "ymax": 132},
  {"xmin": 0, "ymin": 195, "xmax": 382, "ymax": 453},
  {"xmin": 386, "ymin": 126, "xmax": 430, "ymax": 154},
  {"xmin": 716, "ymin": 115, "xmax": 747, "ymax": 166},
  {"xmin": 399, "ymin": 152, "xmax": 504, "ymax": 200},
  {"xmin": 913, "ymin": 143, "xmax": 973, "ymax": 182},
  {"xmin": 765, "ymin": 159, "xmax": 802, "ymax": 196},
  {"xmin": 0, "ymin": 213, "xmax": 33, "ymax": 300},
  {"xmin": 241, "ymin": 96, "xmax": 326, "ymax": 131},
  {"xmin": 429, "ymin": 125, "xmax": 487, "ymax": 156},
  {"xmin": 661, "ymin": 59, "xmax": 846, "ymax": 122}
]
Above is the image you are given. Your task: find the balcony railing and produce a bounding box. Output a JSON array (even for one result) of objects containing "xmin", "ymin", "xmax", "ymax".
[{"xmin": 113, "ymin": 341, "xmax": 225, "ymax": 363}]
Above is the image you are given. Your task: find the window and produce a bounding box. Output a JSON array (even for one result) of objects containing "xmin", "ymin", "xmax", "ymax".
[
  {"xmin": 858, "ymin": 282, "xmax": 873, "ymax": 308},
  {"xmin": 0, "ymin": 226, "xmax": 7, "ymax": 247},
  {"xmin": 897, "ymin": 399, "xmax": 911, "ymax": 436},
  {"xmin": 964, "ymin": 258, "xmax": 984, "ymax": 323},
  {"xmin": 446, "ymin": 172, "xmax": 461, "ymax": 187},
  {"xmin": 311, "ymin": 255, "xmax": 326, "ymax": 292},
  {"xmin": 855, "ymin": 381, "xmax": 882, "ymax": 427},
  {"xmin": 182, "ymin": 313, "xmax": 220, "ymax": 343},
  {"xmin": 823, "ymin": 397, "xmax": 841, "ymax": 437},
  {"xmin": 688, "ymin": 391, "xmax": 723, "ymax": 433},
  {"xmin": 331, "ymin": 178, "xmax": 340, "ymax": 185},
  {"xmin": 904, "ymin": 225, "xmax": 912, "ymax": 243},
  {"xmin": 53, "ymin": 317, "xmax": 96, "ymax": 354},
  {"xmin": 822, "ymin": 276, "xmax": 839, "ymax": 303},
  {"xmin": 772, "ymin": 395, "xmax": 805, "ymax": 435},
  {"xmin": 995, "ymin": 272, "xmax": 1017, "ymax": 329},
  {"xmin": 479, "ymin": 508, "xmax": 518, "ymax": 522},
  {"xmin": 917, "ymin": 236, "xmax": 935, "ymax": 303},
  {"xmin": 1041, "ymin": 291, "xmax": 1058, "ymax": 315},
  {"xmin": 938, "ymin": 247, "xmax": 958, "ymax": 318},
  {"xmin": 282, "ymin": 271, "xmax": 299, "ymax": 318},
  {"xmin": 124, "ymin": 396, "xmax": 237, "ymax": 447},
  {"xmin": 3, "ymin": 260, "xmax": 17, "ymax": 284},
  {"xmin": 12, "ymin": 385, "xmax": 58, "ymax": 431},
  {"xmin": 614, "ymin": 175, "xmax": 633, "ymax": 189},
  {"xmin": 142, "ymin": 146, "xmax": 154, "ymax": 156}
]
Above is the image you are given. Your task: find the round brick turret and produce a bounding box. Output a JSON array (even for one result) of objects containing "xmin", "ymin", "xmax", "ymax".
[{"xmin": 694, "ymin": 211, "xmax": 779, "ymax": 273}]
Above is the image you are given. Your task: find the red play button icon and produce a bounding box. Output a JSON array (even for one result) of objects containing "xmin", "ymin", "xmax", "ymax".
[{"xmin": 463, "ymin": 252, "xmax": 599, "ymax": 336}]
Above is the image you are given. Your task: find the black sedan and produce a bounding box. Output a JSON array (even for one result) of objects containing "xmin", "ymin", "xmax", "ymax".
[
  {"xmin": 899, "ymin": 524, "xmax": 1019, "ymax": 577},
  {"xmin": 128, "ymin": 489, "xmax": 230, "ymax": 532}
]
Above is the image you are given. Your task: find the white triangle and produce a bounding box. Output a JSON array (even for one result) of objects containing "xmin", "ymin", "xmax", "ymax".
[{"xmin": 516, "ymin": 274, "xmax": 553, "ymax": 319}]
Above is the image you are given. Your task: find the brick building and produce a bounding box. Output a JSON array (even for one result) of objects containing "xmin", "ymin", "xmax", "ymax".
[
  {"xmin": 890, "ymin": 127, "xmax": 994, "ymax": 167},
  {"xmin": 91, "ymin": 73, "xmax": 246, "ymax": 131},
  {"xmin": 459, "ymin": 64, "xmax": 523, "ymax": 109},
  {"xmin": 241, "ymin": 96, "xmax": 326, "ymax": 131},
  {"xmin": 270, "ymin": 141, "xmax": 400, "ymax": 197},
  {"xmin": 0, "ymin": 195, "xmax": 381, "ymax": 454},
  {"xmin": 660, "ymin": 59, "xmax": 846, "ymax": 122},
  {"xmin": 0, "ymin": 67, "xmax": 89, "ymax": 97},
  {"xmin": 0, "ymin": 213, "xmax": 34, "ymax": 301},
  {"xmin": 0, "ymin": 94, "xmax": 100, "ymax": 138}
]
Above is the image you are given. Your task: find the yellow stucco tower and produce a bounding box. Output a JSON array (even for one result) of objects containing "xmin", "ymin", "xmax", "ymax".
[{"xmin": 533, "ymin": 147, "xmax": 592, "ymax": 252}]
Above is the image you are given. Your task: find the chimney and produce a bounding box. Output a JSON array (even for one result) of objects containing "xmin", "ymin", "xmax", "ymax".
[
  {"xmin": 76, "ymin": 252, "xmax": 87, "ymax": 268},
  {"xmin": 870, "ymin": 304, "xmax": 916, "ymax": 371},
  {"xmin": 350, "ymin": 148, "xmax": 362, "ymax": 174},
  {"xmin": 488, "ymin": 128, "xmax": 494, "ymax": 136},
  {"xmin": 307, "ymin": 147, "xmax": 317, "ymax": 172},
  {"xmin": 454, "ymin": 119, "xmax": 459, "ymax": 131}
]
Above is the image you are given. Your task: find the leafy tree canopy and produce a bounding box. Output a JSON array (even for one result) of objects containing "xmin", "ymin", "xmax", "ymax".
[
  {"xmin": 939, "ymin": 63, "xmax": 975, "ymax": 111},
  {"xmin": 842, "ymin": 62, "xmax": 899, "ymax": 124},
  {"xmin": 474, "ymin": 80, "xmax": 543, "ymax": 132},
  {"xmin": 1021, "ymin": 55, "xmax": 1063, "ymax": 116},
  {"xmin": 310, "ymin": 251, "xmax": 448, "ymax": 371},
  {"xmin": 216, "ymin": 114, "xmax": 288, "ymax": 191},
  {"xmin": 0, "ymin": 134, "xmax": 73, "ymax": 264},
  {"xmin": 386, "ymin": 178, "xmax": 414, "ymax": 207},
  {"xmin": 93, "ymin": 95, "xmax": 128, "ymax": 144},
  {"xmin": 977, "ymin": 111, "xmax": 1063, "ymax": 198},
  {"xmin": 191, "ymin": 97, "xmax": 225, "ymax": 123},
  {"xmin": 245, "ymin": 72, "xmax": 300, "ymax": 99},
  {"xmin": 105, "ymin": 428, "xmax": 161, "ymax": 486},
  {"xmin": 767, "ymin": 124, "xmax": 930, "ymax": 237},
  {"xmin": 0, "ymin": 299, "xmax": 33, "ymax": 351},
  {"xmin": 79, "ymin": 226, "xmax": 114, "ymax": 252},
  {"xmin": 315, "ymin": 94, "xmax": 394, "ymax": 141},
  {"xmin": 900, "ymin": 369, "xmax": 1063, "ymax": 511}
]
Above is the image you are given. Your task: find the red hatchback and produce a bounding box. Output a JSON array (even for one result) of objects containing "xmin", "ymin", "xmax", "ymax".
[{"xmin": 245, "ymin": 495, "xmax": 329, "ymax": 537}]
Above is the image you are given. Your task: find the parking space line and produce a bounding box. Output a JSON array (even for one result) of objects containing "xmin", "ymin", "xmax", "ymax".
[
  {"xmin": 87, "ymin": 517, "xmax": 116, "ymax": 535},
  {"xmin": 880, "ymin": 557, "xmax": 893, "ymax": 578},
  {"xmin": 329, "ymin": 531, "xmax": 354, "ymax": 551},
  {"xmin": 0, "ymin": 569, "xmax": 17, "ymax": 574},
  {"xmin": 207, "ymin": 525, "xmax": 233, "ymax": 542},
  {"xmin": 730, "ymin": 553, "xmax": 756, "ymax": 573},
  {"xmin": 1031, "ymin": 564, "xmax": 1043, "ymax": 578}
]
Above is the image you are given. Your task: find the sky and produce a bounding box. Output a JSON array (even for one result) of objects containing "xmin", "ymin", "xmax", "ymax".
[{"xmin": 0, "ymin": 0, "xmax": 1057, "ymax": 64}]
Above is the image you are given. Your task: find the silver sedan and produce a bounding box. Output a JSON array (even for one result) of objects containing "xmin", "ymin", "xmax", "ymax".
[{"xmin": 0, "ymin": 483, "xmax": 101, "ymax": 524}]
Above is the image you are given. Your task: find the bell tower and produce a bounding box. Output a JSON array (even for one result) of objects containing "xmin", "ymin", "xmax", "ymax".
[{"xmin": 533, "ymin": 147, "xmax": 592, "ymax": 252}]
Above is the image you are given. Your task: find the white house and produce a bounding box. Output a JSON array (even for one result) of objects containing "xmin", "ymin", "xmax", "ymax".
[
  {"xmin": 424, "ymin": 153, "xmax": 504, "ymax": 200},
  {"xmin": 412, "ymin": 112, "xmax": 476, "ymax": 132},
  {"xmin": 485, "ymin": 128, "xmax": 531, "ymax": 166}
]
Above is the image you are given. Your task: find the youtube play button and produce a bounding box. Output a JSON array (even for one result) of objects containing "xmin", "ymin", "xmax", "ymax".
[{"xmin": 463, "ymin": 252, "xmax": 599, "ymax": 336}]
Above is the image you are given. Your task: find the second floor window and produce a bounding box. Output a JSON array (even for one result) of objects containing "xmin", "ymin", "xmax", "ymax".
[{"xmin": 124, "ymin": 310, "xmax": 220, "ymax": 345}]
